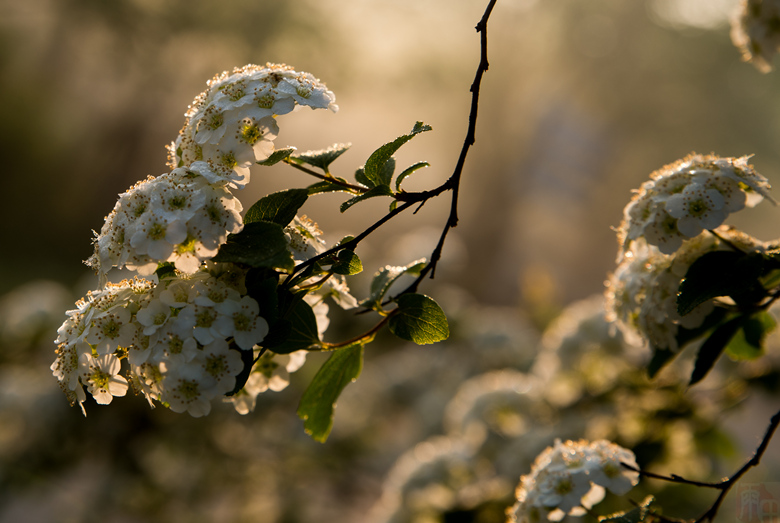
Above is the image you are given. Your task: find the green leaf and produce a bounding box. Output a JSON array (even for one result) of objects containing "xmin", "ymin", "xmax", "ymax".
[
  {"xmin": 648, "ymin": 347, "xmax": 677, "ymax": 379},
  {"xmin": 244, "ymin": 189, "xmax": 309, "ymax": 226},
  {"xmin": 291, "ymin": 143, "xmax": 351, "ymax": 171},
  {"xmin": 599, "ymin": 497, "xmax": 655, "ymax": 523},
  {"xmin": 297, "ymin": 343, "xmax": 364, "ymax": 442},
  {"xmin": 726, "ymin": 311, "xmax": 776, "ymax": 360},
  {"xmin": 263, "ymin": 293, "xmax": 321, "ymax": 354},
  {"xmin": 677, "ymin": 251, "xmax": 768, "ymax": 316},
  {"xmin": 363, "ymin": 121, "xmax": 432, "ymax": 187},
  {"xmin": 395, "ymin": 161, "xmax": 430, "ymax": 192},
  {"xmin": 354, "ymin": 166, "xmax": 372, "ymax": 188},
  {"xmin": 212, "ymin": 221, "xmax": 294, "ymax": 272},
  {"xmin": 340, "ymin": 185, "xmax": 394, "ymax": 213},
  {"xmin": 256, "ymin": 147, "xmax": 296, "ymax": 166},
  {"xmin": 155, "ymin": 262, "xmax": 177, "ymax": 280},
  {"xmin": 378, "ymin": 156, "xmax": 396, "ymax": 187},
  {"xmin": 307, "ymin": 178, "xmax": 353, "ymax": 195},
  {"xmin": 690, "ymin": 315, "xmax": 744, "ymax": 385},
  {"xmin": 389, "ymin": 293, "xmax": 449, "ymax": 345},
  {"xmin": 361, "ymin": 259, "xmax": 427, "ymax": 310},
  {"xmin": 244, "ymin": 271, "xmax": 280, "ymax": 325},
  {"xmin": 331, "ymin": 250, "xmax": 363, "ymax": 275}
]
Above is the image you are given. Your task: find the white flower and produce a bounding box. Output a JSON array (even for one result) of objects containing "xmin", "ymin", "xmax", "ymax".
[
  {"xmin": 214, "ymin": 295, "xmax": 269, "ymax": 350},
  {"xmin": 226, "ymin": 349, "xmax": 307, "ymax": 414},
  {"xmin": 85, "ymin": 305, "xmax": 136, "ymax": 355},
  {"xmin": 665, "ymin": 182, "xmax": 727, "ymax": 237},
  {"xmin": 615, "ymin": 154, "xmax": 773, "ymax": 257},
  {"xmin": 135, "ymin": 299, "xmax": 171, "ymax": 336},
  {"xmin": 79, "ymin": 353, "xmax": 129, "ymax": 405},
  {"xmin": 161, "ymin": 362, "xmax": 215, "ymax": 417},
  {"xmin": 196, "ymin": 338, "xmax": 244, "ymax": 396}
]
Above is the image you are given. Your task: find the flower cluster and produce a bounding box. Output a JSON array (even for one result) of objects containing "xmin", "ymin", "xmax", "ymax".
[
  {"xmin": 87, "ymin": 162, "xmax": 243, "ymax": 278},
  {"xmin": 616, "ymin": 154, "xmax": 773, "ymax": 257},
  {"xmin": 168, "ymin": 62, "xmax": 337, "ymax": 188},
  {"xmin": 507, "ymin": 439, "xmax": 639, "ymax": 523},
  {"xmin": 731, "ymin": 0, "xmax": 780, "ymax": 73},
  {"xmin": 51, "ymin": 267, "xmax": 271, "ymax": 416},
  {"xmin": 606, "ymin": 227, "xmax": 767, "ymax": 351}
]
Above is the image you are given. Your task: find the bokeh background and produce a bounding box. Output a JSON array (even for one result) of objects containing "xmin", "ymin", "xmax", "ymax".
[{"xmin": 1, "ymin": 0, "xmax": 780, "ymax": 521}]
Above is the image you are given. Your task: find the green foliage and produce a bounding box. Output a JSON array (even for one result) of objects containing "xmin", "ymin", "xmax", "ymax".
[
  {"xmin": 361, "ymin": 259, "xmax": 427, "ymax": 311},
  {"xmin": 212, "ymin": 221, "xmax": 294, "ymax": 272},
  {"xmin": 244, "ymin": 189, "xmax": 309, "ymax": 226},
  {"xmin": 290, "ymin": 143, "xmax": 351, "ymax": 171},
  {"xmin": 726, "ymin": 311, "xmax": 776, "ymax": 361},
  {"xmin": 389, "ymin": 293, "xmax": 449, "ymax": 345},
  {"xmin": 599, "ymin": 496, "xmax": 656, "ymax": 523},
  {"xmin": 297, "ymin": 343, "xmax": 364, "ymax": 442},
  {"xmin": 340, "ymin": 185, "xmax": 394, "ymax": 213},
  {"xmin": 395, "ymin": 161, "xmax": 430, "ymax": 191},
  {"xmin": 256, "ymin": 147, "xmax": 297, "ymax": 166},
  {"xmin": 226, "ymin": 344, "xmax": 256, "ymax": 396},
  {"xmin": 677, "ymin": 251, "xmax": 771, "ymax": 316},
  {"xmin": 362, "ymin": 121, "xmax": 431, "ymax": 188},
  {"xmin": 307, "ymin": 178, "xmax": 354, "ymax": 195},
  {"xmin": 690, "ymin": 315, "xmax": 745, "ymax": 386},
  {"xmin": 330, "ymin": 249, "xmax": 363, "ymax": 275},
  {"xmin": 263, "ymin": 291, "xmax": 321, "ymax": 354}
]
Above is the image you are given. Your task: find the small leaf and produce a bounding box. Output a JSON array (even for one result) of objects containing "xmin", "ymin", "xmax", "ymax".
[
  {"xmin": 395, "ymin": 161, "xmax": 430, "ymax": 191},
  {"xmin": 726, "ymin": 311, "xmax": 776, "ymax": 360},
  {"xmin": 677, "ymin": 251, "xmax": 768, "ymax": 316},
  {"xmin": 291, "ymin": 143, "xmax": 351, "ymax": 171},
  {"xmin": 389, "ymin": 293, "xmax": 449, "ymax": 345},
  {"xmin": 340, "ymin": 185, "xmax": 394, "ymax": 213},
  {"xmin": 690, "ymin": 315, "xmax": 744, "ymax": 385},
  {"xmin": 307, "ymin": 178, "xmax": 353, "ymax": 195},
  {"xmin": 297, "ymin": 343, "xmax": 364, "ymax": 442},
  {"xmin": 155, "ymin": 263, "xmax": 177, "ymax": 280},
  {"xmin": 244, "ymin": 189, "xmax": 309, "ymax": 226},
  {"xmin": 263, "ymin": 293, "xmax": 321, "ymax": 354},
  {"xmin": 363, "ymin": 121, "xmax": 432, "ymax": 187},
  {"xmin": 331, "ymin": 250, "xmax": 363, "ymax": 275},
  {"xmin": 212, "ymin": 221, "xmax": 294, "ymax": 272},
  {"xmin": 256, "ymin": 147, "xmax": 296, "ymax": 166},
  {"xmin": 361, "ymin": 259, "xmax": 427, "ymax": 310}
]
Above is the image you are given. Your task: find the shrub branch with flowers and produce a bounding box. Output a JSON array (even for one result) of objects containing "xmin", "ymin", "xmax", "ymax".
[{"xmin": 50, "ymin": 0, "xmax": 780, "ymax": 522}]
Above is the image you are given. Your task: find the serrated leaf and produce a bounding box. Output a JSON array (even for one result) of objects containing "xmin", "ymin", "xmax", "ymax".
[
  {"xmin": 389, "ymin": 293, "xmax": 449, "ymax": 345},
  {"xmin": 395, "ymin": 161, "xmax": 430, "ymax": 192},
  {"xmin": 263, "ymin": 294, "xmax": 321, "ymax": 354},
  {"xmin": 340, "ymin": 185, "xmax": 394, "ymax": 213},
  {"xmin": 307, "ymin": 179, "xmax": 353, "ymax": 195},
  {"xmin": 361, "ymin": 259, "xmax": 427, "ymax": 310},
  {"xmin": 726, "ymin": 311, "xmax": 776, "ymax": 360},
  {"xmin": 690, "ymin": 315, "xmax": 744, "ymax": 385},
  {"xmin": 244, "ymin": 189, "xmax": 309, "ymax": 226},
  {"xmin": 363, "ymin": 121, "xmax": 432, "ymax": 187},
  {"xmin": 291, "ymin": 143, "xmax": 351, "ymax": 171},
  {"xmin": 331, "ymin": 250, "xmax": 363, "ymax": 275},
  {"xmin": 212, "ymin": 221, "xmax": 294, "ymax": 271},
  {"xmin": 256, "ymin": 147, "xmax": 296, "ymax": 166},
  {"xmin": 297, "ymin": 343, "xmax": 364, "ymax": 442},
  {"xmin": 677, "ymin": 251, "xmax": 768, "ymax": 316}
]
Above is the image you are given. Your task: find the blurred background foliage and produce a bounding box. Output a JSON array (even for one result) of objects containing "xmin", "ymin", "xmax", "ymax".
[{"xmin": 1, "ymin": 0, "xmax": 780, "ymax": 521}]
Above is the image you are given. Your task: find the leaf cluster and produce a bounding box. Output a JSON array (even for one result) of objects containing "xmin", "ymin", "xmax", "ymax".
[{"xmin": 656, "ymin": 248, "xmax": 780, "ymax": 385}]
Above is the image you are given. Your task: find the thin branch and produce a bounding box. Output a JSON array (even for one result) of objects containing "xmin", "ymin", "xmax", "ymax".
[
  {"xmin": 283, "ymin": 158, "xmax": 368, "ymax": 193},
  {"xmin": 320, "ymin": 313, "xmax": 395, "ymax": 350},
  {"xmin": 394, "ymin": 0, "xmax": 497, "ymax": 296},
  {"xmin": 623, "ymin": 408, "xmax": 780, "ymax": 523}
]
